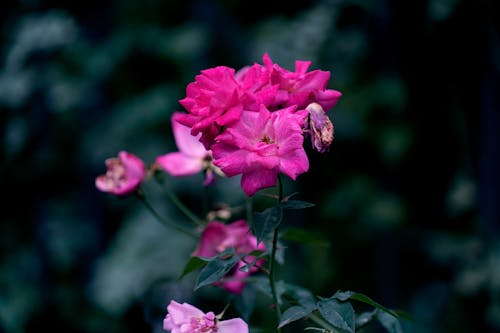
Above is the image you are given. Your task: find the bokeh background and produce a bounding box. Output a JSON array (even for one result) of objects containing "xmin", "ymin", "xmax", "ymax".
[{"xmin": 1, "ymin": 0, "xmax": 499, "ymax": 332}]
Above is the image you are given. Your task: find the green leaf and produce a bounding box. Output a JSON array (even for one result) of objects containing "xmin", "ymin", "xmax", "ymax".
[
  {"xmin": 376, "ymin": 310, "xmax": 404, "ymax": 333},
  {"xmin": 280, "ymin": 200, "xmax": 315, "ymax": 210},
  {"xmin": 316, "ymin": 299, "xmax": 355, "ymax": 333},
  {"xmin": 247, "ymin": 249, "xmax": 266, "ymax": 257},
  {"xmin": 178, "ymin": 256, "xmax": 208, "ymax": 279},
  {"xmin": 239, "ymin": 257, "xmax": 259, "ymax": 272},
  {"xmin": 281, "ymin": 227, "xmax": 330, "ymax": 247},
  {"xmin": 347, "ymin": 292, "xmax": 400, "ymax": 318},
  {"xmin": 279, "ymin": 304, "xmax": 317, "ymax": 328},
  {"xmin": 194, "ymin": 249, "xmax": 240, "ymax": 290},
  {"xmin": 330, "ymin": 290, "xmax": 402, "ymax": 319},
  {"xmin": 235, "ymin": 285, "xmax": 257, "ymax": 322},
  {"xmin": 252, "ymin": 206, "xmax": 283, "ymax": 244}
]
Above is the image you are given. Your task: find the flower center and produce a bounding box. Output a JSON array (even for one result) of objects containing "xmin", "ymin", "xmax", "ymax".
[
  {"xmin": 105, "ymin": 159, "xmax": 128, "ymax": 188},
  {"xmin": 188, "ymin": 313, "xmax": 218, "ymax": 333},
  {"xmin": 260, "ymin": 135, "xmax": 274, "ymax": 144}
]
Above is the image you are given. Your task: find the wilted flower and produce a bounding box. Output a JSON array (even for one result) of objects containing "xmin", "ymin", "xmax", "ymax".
[
  {"xmin": 163, "ymin": 300, "xmax": 248, "ymax": 333},
  {"xmin": 95, "ymin": 151, "xmax": 146, "ymax": 196},
  {"xmin": 306, "ymin": 102, "xmax": 334, "ymax": 153},
  {"xmin": 156, "ymin": 112, "xmax": 222, "ymax": 186},
  {"xmin": 192, "ymin": 220, "xmax": 265, "ymax": 294},
  {"xmin": 212, "ymin": 105, "xmax": 309, "ymax": 196}
]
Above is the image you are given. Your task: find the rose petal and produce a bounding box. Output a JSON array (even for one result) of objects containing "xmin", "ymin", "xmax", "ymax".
[
  {"xmin": 218, "ymin": 318, "xmax": 249, "ymax": 333},
  {"xmin": 156, "ymin": 152, "xmax": 203, "ymax": 176}
]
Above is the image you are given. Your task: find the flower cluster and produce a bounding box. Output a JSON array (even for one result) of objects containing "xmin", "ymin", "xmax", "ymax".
[
  {"xmin": 176, "ymin": 53, "xmax": 341, "ymax": 196},
  {"xmin": 95, "ymin": 54, "xmax": 340, "ymax": 197},
  {"xmin": 94, "ymin": 54, "xmax": 347, "ymax": 333}
]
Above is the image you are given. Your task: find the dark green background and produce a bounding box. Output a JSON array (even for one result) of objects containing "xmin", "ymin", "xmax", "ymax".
[{"xmin": 1, "ymin": 0, "xmax": 499, "ymax": 332}]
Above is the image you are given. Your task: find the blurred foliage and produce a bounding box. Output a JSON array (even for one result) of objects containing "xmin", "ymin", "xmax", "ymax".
[{"xmin": 1, "ymin": 0, "xmax": 499, "ymax": 332}]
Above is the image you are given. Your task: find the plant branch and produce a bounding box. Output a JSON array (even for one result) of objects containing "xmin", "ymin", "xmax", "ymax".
[
  {"xmin": 163, "ymin": 186, "xmax": 205, "ymax": 226},
  {"xmin": 136, "ymin": 190, "xmax": 198, "ymax": 239},
  {"xmin": 269, "ymin": 175, "xmax": 285, "ymax": 332}
]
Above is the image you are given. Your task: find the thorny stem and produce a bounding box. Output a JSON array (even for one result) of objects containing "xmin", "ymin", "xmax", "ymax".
[
  {"xmin": 136, "ymin": 190, "xmax": 198, "ymax": 239},
  {"xmin": 269, "ymin": 175, "xmax": 284, "ymax": 332}
]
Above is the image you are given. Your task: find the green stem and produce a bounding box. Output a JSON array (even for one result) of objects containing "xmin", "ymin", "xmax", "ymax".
[
  {"xmin": 269, "ymin": 227, "xmax": 282, "ymax": 332},
  {"xmin": 269, "ymin": 175, "xmax": 284, "ymax": 332},
  {"xmin": 136, "ymin": 191, "xmax": 198, "ymax": 239},
  {"xmin": 163, "ymin": 186, "xmax": 205, "ymax": 226}
]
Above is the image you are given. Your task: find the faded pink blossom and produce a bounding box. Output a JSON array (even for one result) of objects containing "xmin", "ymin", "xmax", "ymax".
[
  {"xmin": 163, "ymin": 300, "xmax": 248, "ymax": 333},
  {"xmin": 95, "ymin": 151, "xmax": 146, "ymax": 196},
  {"xmin": 212, "ymin": 105, "xmax": 309, "ymax": 196},
  {"xmin": 156, "ymin": 112, "xmax": 221, "ymax": 186},
  {"xmin": 262, "ymin": 53, "xmax": 342, "ymax": 112},
  {"xmin": 176, "ymin": 66, "xmax": 244, "ymax": 149},
  {"xmin": 192, "ymin": 220, "xmax": 265, "ymax": 294},
  {"xmin": 306, "ymin": 102, "xmax": 334, "ymax": 153}
]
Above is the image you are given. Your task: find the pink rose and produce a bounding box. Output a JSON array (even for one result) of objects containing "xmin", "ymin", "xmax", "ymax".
[
  {"xmin": 156, "ymin": 112, "xmax": 221, "ymax": 186},
  {"xmin": 95, "ymin": 151, "xmax": 146, "ymax": 196},
  {"xmin": 212, "ymin": 105, "xmax": 309, "ymax": 196},
  {"xmin": 192, "ymin": 220, "xmax": 265, "ymax": 294},
  {"xmin": 163, "ymin": 300, "xmax": 248, "ymax": 333}
]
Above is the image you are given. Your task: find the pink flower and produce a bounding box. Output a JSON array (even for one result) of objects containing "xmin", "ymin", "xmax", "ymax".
[
  {"xmin": 192, "ymin": 220, "xmax": 265, "ymax": 294},
  {"xmin": 156, "ymin": 112, "xmax": 221, "ymax": 186},
  {"xmin": 212, "ymin": 105, "xmax": 309, "ymax": 196},
  {"xmin": 176, "ymin": 66, "xmax": 244, "ymax": 149},
  {"xmin": 163, "ymin": 300, "xmax": 248, "ymax": 333},
  {"xmin": 95, "ymin": 151, "xmax": 146, "ymax": 196},
  {"xmin": 262, "ymin": 53, "xmax": 342, "ymax": 112}
]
